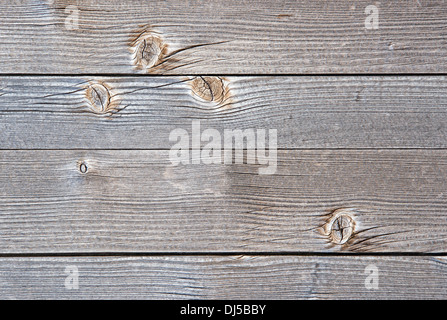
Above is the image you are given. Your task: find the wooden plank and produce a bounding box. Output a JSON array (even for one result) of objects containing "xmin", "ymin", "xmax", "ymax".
[
  {"xmin": 1, "ymin": 150, "xmax": 447, "ymax": 253},
  {"xmin": 0, "ymin": 255, "xmax": 446, "ymax": 299},
  {"xmin": 0, "ymin": 0, "xmax": 446, "ymax": 74},
  {"xmin": 2, "ymin": 76, "xmax": 447, "ymax": 149}
]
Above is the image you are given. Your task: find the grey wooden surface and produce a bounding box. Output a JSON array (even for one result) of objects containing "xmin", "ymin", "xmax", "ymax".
[
  {"xmin": 1, "ymin": 0, "xmax": 447, "ymax": 300},
  {"xmin": 0, "ymin": 0, "xmax": 446, "ymax": 74},
  {"xmin": 1, "ymin": 76, "xmax": 447, "ymax": 149},
  {"xmin": 0, "ymin": 150, "xmax": 446, "ymax": 253},
  {"xmin": 0, "ymin": 256, "xmax": 446, "ymax": 299}
]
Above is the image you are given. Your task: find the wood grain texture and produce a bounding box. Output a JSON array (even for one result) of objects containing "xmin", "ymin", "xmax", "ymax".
[
  {"xmin": 1, "ymin": 76, "xmax": 447, "ymax": 149},
  {"xmin": 0, "ymin": 255, "xmax": 446, "ymax": 299},
  {"xmin": 2, "ymin": 0, "xmax": 447, "ymax": 300},
  {"xmin": 0, "ymin": 0, "xmax": 446, "ymax": 74},
  {"xmin": 1, "ymin": 150, "xmax": 447, "ymax": 253}
]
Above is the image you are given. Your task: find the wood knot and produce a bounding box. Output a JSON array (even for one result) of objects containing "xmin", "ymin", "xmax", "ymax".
[
  {"xmin": 320, "ymin": 208, "xmax": 357, "ymax": 245},
  {"xmin": 129, "ymin": 29, "xmax": 168, "ymax": 72},
  {"xmin": 189, "ymin": 76, "xmax": 231, "ymax": 106},
  {"xmin": 85, "ymin": 81, "xmax": 120, "ymax": 115},
  {"xmin": 78, "ymin": 161, "xmax": 88, "ymax": 174}
]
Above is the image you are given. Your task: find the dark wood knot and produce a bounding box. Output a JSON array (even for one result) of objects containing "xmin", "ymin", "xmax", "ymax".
[
  {"xmin": 321, "ymin": 208, "xmax": 356, "ymax": 245},
  {"xmin": 78, "ymin": 161, "xmax": 88, "ymax": 174},
  {"xmin": 130, "ymin": 29, "xmax": 168, "ymax": 72},
  {"xmin": 189, "ymin": 76, "xmax": 231, "ymax": 105},
  {"xmin": 85, "ymin": 81, "xmax": 120, "ymax": 115}
]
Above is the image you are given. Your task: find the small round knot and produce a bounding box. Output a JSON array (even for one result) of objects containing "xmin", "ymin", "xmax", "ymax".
[
  {"xmin": 189, "ymin": 76, "xmax": 229, "ymax": 105},
  {"xmin": 86, "ymin": 82, "xmax": 110, "ymax": 113},
  {"xmin": 136, "ymin": 36, "xmax": 164, "ymax": 69},
  {"xmin": 79, "ymin": 162, "xmax": 88, "ymax": 174},
  {"xmin": 130, "ymin": 29, "xmax": 167, "ymax": 72},
  {"xmin": 84, "ymin": 81, "xmax": 120, "ymax": 115},
  {"xmin": 321, "ymin": 208, "xmax": 356, "ymax": 245}
]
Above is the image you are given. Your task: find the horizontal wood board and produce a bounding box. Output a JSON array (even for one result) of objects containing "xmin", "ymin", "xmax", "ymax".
[
  {"xmin": 0, "ymin": 0, "xmax": 446, "ymax": 74},
  {"xmin": 0, "ymin": 255, "xmax": 446, "ymax": 299},
  {"xmin": 1, "ymin": 76, "xmax": 447, "ymax": 149},
  {"xmin": 0, "ymin": 150, "xmax": 446, "ymax": 253}
]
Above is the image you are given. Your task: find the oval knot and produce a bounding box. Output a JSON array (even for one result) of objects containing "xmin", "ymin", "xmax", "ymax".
[
  {"xmin": 321, "ymin": 208, "xmax": 356, "ymax": 245},
  {"xmin": 190, "ymin": 76, "xmax": 229, "ymax": 104}
]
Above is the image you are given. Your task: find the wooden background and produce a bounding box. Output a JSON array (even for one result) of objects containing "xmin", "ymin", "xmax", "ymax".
[{"xmin": 0, "ymin": 0, "xmax": 447, "ymax": 299}]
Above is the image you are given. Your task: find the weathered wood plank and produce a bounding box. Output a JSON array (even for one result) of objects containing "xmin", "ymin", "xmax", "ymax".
[
  {"xmin": 1, "ymin": 150, "xmax": 447, "ymax": 253},
  {"xmin": 1, "ymin": 76, "xmax": 447, "ymax": 149},
  {"xmin": 0, "ymin": 0, "xmax": 446, "ymax": 74},
  {"xmin": 0, "ymin": 255, "xmax": 446, "ymax": 299}
]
